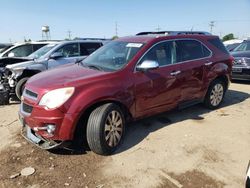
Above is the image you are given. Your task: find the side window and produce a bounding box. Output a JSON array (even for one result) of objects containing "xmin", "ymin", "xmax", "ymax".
[
  {"xmin": 207, "ymin": 38, "xmax": 229, "ymax": 54},
  {"xmin": 80, "ymin": 43, "xmax": 102, "ymax": 56},
  {"xmin": 55, "ymin": 43, "xmax": 80, "ymax": 57},
  {"xmin": 176, "ymin": 40, "xmax": 211, "ymax": 62},
  {"xmin": 141, "ymin": 41, "xmax": 175, "ymax": 66},
  {"xmin": 33, "ymin": 44, "xmax": 46, "ymax": 52},
  {"xmin": 5, "ymin": 45, "xmax": 33, "ymax": 57}
]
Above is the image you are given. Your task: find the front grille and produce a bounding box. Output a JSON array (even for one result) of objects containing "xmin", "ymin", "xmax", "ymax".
[
  {"xmin": 22, "ymin": 102, "xmax": 33, "ymax": 114},
  {"xmin": 24, "ymin": 89, "xmax": 38, "ymax": 100}
]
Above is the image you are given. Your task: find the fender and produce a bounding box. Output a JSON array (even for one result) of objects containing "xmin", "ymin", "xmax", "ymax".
[{"xmin": 202, "ymin": 61, "xmax": 230, "ymax": 98}]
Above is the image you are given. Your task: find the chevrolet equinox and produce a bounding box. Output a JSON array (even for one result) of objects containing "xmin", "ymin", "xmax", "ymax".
[{"xmin": 19, "ymin": 31, "xmax": 233, "ymax": 155}]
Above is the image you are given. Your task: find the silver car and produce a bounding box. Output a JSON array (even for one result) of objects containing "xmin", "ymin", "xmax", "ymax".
[{"xmin": 3, "ymin": 39, "xmax": 109, "ymax": 100}]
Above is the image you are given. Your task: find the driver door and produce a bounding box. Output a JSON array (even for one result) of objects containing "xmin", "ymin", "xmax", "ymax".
[
  {"xmin": 134, "ymin": 41, "xmax": 182, "ymax": 117},
  {"xmin": 48, "ymin": 43, "xmax": 80, "ymax": 69}
]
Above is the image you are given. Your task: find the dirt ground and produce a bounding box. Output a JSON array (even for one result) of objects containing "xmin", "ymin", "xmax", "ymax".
[{"xmin": 0, "ymin": 81, "xmax": 250, "ymax": 188}]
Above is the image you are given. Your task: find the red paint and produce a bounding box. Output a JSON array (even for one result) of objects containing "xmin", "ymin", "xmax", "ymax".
[{"xmin": 20, "ymin": 34, "xmax": 232, "ymax": 141}]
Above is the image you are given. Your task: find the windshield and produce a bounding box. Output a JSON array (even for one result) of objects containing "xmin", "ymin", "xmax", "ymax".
[
  {"xmin": 82, "ymin": 41, "xmax": 144, "ymax": 72},
  {"xmin": 29, "ymin": 43, "xmax": 58, "ymax": 59},
  {"xmin": 233, "ymin": 41, "xmax": 250, "ymax": 52}
]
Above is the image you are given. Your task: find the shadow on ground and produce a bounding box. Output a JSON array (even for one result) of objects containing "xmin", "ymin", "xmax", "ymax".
[{"xmin": 115, "ymin": 88, "xmax": 250, "ymax": 154}]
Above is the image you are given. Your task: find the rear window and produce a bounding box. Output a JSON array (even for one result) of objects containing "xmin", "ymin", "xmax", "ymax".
[
  {"xmin": 80, "ymin": 43, "xmax": 102, "ymax": 56},
  {"xmin": 33, "ymin": 44, "xmax": 47, "ymax": 51},
  {"xmin": 208, "ymin": 38, "xmax": 229, "ymax": 54},
  {"xmin": 176, "ymin": 40, "xmax": 211, "ymax": 62}
]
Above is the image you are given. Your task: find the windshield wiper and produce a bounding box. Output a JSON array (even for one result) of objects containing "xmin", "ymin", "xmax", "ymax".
[
  {"xmin": 75, "ymin": 58, "xmax": 83, "ymax": 65},
  {"xmin": 87, "ymin": 65, "xmax": 103, "ymax": 71}
]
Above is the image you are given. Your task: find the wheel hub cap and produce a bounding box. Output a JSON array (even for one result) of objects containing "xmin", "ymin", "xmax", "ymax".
[
  {"xmin": 104, "ymin": 110, "xmax": 123, "ymax": 147},
  {"xmin": 210, "ymin": 83, "xmax": 224, "ymax": 106}
]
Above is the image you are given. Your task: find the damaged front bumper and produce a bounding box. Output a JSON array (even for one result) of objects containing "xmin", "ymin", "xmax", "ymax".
[{"xmin": 19, "ymin": 114, "xmax": 68, "ymax": 150}]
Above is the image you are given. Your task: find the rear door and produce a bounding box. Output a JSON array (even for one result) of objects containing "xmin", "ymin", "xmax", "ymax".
[
  {"xmin": 134, "ymin": 41, "xmax": 182, "ymax": 117},
  {"xmin": 175, "ymin": 39, "xmax": 212, "ymax": 102}
]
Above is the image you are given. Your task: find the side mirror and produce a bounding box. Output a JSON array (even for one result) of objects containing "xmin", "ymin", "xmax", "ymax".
[
  {"xmin": 50, "ymin": 52, "xmax": 64, "ymax": 59},
  {"xmin": 136, "ymin": 60, "xmax": 159, "ymax": 72},
  {"xmin": 8, "ymin": 52, "xmax": 15, "ymax": 57}
]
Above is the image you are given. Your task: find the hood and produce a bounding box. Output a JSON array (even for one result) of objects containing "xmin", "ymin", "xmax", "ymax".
[
  {"xmin": 0, "ymin": 57, "xmax": 32, "ymax": 67},
  {"xmin": 6, "ymin": 60, "xmax": 35, "ymax": 70},
  {"xmin": 231, "ymin": 51, "xmax": 250, "ymax": 58},
  {"xmin": 26, "ymin": 63, "xmax": 109, "ymax": 90}
]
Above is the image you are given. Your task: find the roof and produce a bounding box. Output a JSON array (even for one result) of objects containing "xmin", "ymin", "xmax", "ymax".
[{"xmin": 118, "ymin": 31, "xmax": 216, "ymax": 44}]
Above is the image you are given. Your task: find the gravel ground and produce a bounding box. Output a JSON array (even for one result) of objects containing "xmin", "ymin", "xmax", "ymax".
[{"xmin": 0, "ymin": 81, "xmax": 249, "ymax": 188}]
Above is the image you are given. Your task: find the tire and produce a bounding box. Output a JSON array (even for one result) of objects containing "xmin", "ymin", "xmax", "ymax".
[
  {"xmin": 204, "ymin": 79, "xmax": 226, "ymax": 109},
  {"xmin": 86, "ymin": 103, "xmax": 125, "ymax": 155},
  {"xmin": 15, "ymin": 77, "xmax": 29, "ymax": 100}
]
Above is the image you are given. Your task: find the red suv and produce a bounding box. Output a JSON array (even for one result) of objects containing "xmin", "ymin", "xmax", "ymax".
[{"xmin": 19, "ymin": 31, "xmax": 233, "ymax": 155}]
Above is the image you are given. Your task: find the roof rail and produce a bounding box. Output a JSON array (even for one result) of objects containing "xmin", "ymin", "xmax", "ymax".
[
  {"xmin": 136, "ymin": 31, "xmax": 211, "ymax": 36},
  {"xmin": 74, "ymin": 38, "xmax": 111, "ymax": 41}
]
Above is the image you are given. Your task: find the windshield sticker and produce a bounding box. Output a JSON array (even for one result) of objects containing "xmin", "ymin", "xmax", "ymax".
[{"xmin": 126, "ymin": 43, "xmax": 143, "ymax": 48}]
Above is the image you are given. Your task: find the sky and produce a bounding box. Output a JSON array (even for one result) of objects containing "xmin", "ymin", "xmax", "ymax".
[{"xmin": 1, "ymin": 0, "xmax": 250, "ymax": 43}]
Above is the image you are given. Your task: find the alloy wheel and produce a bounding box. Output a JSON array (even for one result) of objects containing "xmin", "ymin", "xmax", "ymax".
[
  {"xmin": 104, "ymin": 110, "xmax": 123, "ymax": 147},
  {"xmin": 210, "ymin": 83, "xmax": 224, "ymax": 106}
]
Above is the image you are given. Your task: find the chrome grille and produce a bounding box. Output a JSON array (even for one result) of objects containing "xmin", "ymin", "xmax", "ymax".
[{"xmin": 23, "ymin": 89, "xmax": 38, "ymax": 100}]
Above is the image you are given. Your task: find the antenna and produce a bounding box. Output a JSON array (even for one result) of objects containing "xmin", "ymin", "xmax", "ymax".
[
  {"xmin": 42, "ymin": 26, "xmax": 51, "ymax": 40},
  {"xmin": 209, "ymin": 21, "xmax": 215, "ymax": 33}
]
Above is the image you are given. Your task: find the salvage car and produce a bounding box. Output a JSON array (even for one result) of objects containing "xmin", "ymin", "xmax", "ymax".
[
  {"xmin": 231, "ymin": 40, "xmax": 250, "ymax": 80},
  {"xmin": 0, "ymin": 41, "xmax": 50, "ymax": 58},
  {"xmin": 19, "ymin": 31, "xmax": 233, "ymax": 155},
  {"xmin": 2, "ymin": 39, "xmax": 108, "ymax": 101},
  {"xmin": 0, "ymin": 43, "xmax": 13, "ymax": 54}
]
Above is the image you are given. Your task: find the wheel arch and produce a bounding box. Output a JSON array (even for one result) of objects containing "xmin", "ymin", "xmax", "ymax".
[{"xmin": 72, "ymin": 99, "xmax": 132, "ymax": 142}]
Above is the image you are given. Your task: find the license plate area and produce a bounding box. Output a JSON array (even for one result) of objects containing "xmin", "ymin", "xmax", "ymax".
[{"xmin": 232, "ymin": 67, "xmax": 242, "ymax": 73}]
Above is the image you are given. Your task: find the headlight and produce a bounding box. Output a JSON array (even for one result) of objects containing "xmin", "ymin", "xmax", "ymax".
[{"xmin": 39, "ymin": 87, "xmax": 75, "ymax": 109}]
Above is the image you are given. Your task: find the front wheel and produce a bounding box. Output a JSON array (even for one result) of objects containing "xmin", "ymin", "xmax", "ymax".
[
  {"xmin": 204, "ymin": 79, "xmax": 226, "ymax": 109},
  {"xmin": 15, "ymin": 77, "xmax": 29, "ymax": 100},
  {"xmin": 86, "ymin": 103, "xmax": 125, "ymax": 155}
]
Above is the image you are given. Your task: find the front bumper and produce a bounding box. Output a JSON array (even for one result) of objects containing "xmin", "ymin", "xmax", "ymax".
[
  {"xmin": 20, "ymin": 120, "xmax": 66, "ymax": 150},
  {"xmin": 232, "ymin": 66, "xmax": 250, "ymax": 80},
  {"xmin": 19, "ymin": 99, "xmax": 80, "ymax": 149}
]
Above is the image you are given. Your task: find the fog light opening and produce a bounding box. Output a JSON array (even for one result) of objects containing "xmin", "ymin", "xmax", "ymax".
[{"xmin": 46, "ymin": 124, "xmax": 56, "ymax": 135}]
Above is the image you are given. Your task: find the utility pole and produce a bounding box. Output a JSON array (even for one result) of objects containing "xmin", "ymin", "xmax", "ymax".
[
  {"xmin": 115, "ymin": 22, "xmax": 118, "ymax": 37},
  {"xmin": 156, "ymin": 25, "xmax": 161, "ymax": 31},
  {"xmin": 67, "ymin": 30, "xmax": 72, "ymax": 40},
  {"xmin": 209, "ymin": 21, "xmax": 215, "ymax": 33}
]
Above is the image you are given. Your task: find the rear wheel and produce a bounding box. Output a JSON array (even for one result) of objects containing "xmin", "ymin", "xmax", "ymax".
[
  {"xmin": 15, "ymin": 77, "xmax": 29, "ymax": 100},
  {"xmin": 204, "ymin": 79, "xmax": 226, "ymax": 109},
  {"xmin": 86, "ymin": 103, "xmax": 125, "ymax": 155}
]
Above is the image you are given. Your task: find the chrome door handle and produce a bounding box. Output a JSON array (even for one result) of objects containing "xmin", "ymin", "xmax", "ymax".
[
  {"xmin": 205, "ymin": 62, "xmax": 213, "ymax": 66},
  {"xmin": 170, "ymin": 70, "xmax": 181, "ymax": 76}
]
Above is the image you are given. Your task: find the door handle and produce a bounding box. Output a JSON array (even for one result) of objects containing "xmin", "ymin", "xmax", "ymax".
[
  {"xmin": 205, "ymin": 62, "xmax": 213, "ymax": 66},
  {"xmin": 170, "ymin": 70, "xmax": 181, "ymax": 76}
]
